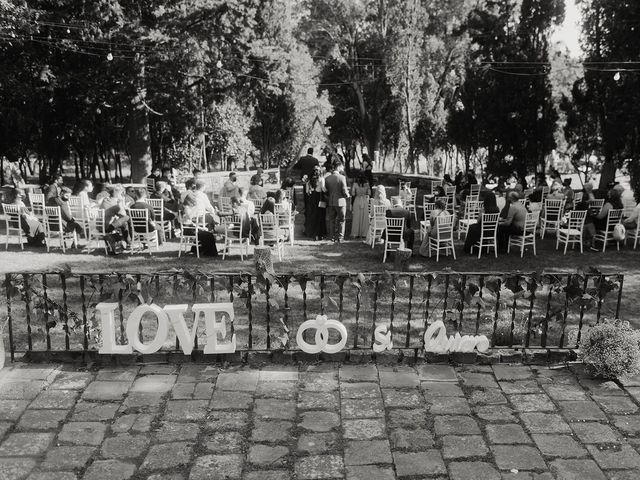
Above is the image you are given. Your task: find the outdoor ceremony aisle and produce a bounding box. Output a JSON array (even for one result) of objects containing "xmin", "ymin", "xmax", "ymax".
[{"xmin": 1, "ymin": 361, "xmax": 640, "ymax": 479}]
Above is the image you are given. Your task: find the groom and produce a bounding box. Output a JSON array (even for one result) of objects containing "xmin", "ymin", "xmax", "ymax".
[{"xmin": 324, "ymin": 159, "xmax": 350, "ymax": 243}]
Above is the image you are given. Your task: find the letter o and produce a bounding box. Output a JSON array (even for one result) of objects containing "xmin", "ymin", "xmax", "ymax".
[
  {"xmin": 126, "ymin": 304, "xmax": 170, "ymax": 354},
  {"xmin": 321, "ymin": 320, "xmax": 348, "ymax": 354}
]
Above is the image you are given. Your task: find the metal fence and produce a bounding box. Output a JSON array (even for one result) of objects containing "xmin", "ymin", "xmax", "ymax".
[{"xmin": 2, "ymin": 270, "xmax": 624, "ymax": 361}]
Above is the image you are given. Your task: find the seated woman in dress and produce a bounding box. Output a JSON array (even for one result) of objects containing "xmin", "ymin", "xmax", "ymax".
[
  {"xmin": 586, "ymin": 188, "xmax": 624, "ymax": 250},
  {"xmin": 371, "ymin": 185, "xmax": 391, "ymax": 208},
  {"xmin": 248, "ymin": 175, "xmax": 267, "ymax": 201},
  {"xmin": 464, "ymin": 191, "xmax": 500, "ymax": 254},
  {"xmin": 6, "ymin": 188, "xmax": 46, "ymax": 246}
]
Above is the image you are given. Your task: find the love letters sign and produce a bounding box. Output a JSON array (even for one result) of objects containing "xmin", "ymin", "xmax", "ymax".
[{"xmin": 97, "ymin": 302, "xmax": 236, "ymax": 355}]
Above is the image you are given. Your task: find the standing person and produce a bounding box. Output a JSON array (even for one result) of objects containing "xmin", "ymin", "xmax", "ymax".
[
  {"xmin": 304, "ymin": 166, "xmax": 327, "ymax": 240},
  {"xmin": 324, "ymin": 160, "xmax": 350, "ymax": 243},
  {"xmin": 350, "ymin": 172, "xmax": 370, "ymax": 239},
  {"xmin": 362, "ymin": 153, "xmax": 374, "ymax": 187},
  {"xmin": 296, "ymin": 147, "xmax": 319, "ymax": 180}
]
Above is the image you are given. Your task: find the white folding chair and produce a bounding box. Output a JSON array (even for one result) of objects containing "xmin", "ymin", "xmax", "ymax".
[
  {"xmin": 508, "ymin": 211, "xmax": 540, "ymax": 257},
  {"xmin": 573, "ymin": 192, "xmax": 583, "ymax": 204},
  {"xmin": 86, "ymin": 208, "xmax": 109, "ymax": 255},
  {"xmin": 28, "ymin": 193, "xmax": 45, "ymax": 222},
  {"xmin": 430, "ymin": 180, "xmax": 442, "ymax": 195},
  {"xmin": 259, "ymin": 213, "xmax": 285, "ymax": 261},
  {"xmin": 43, "ymin": 206, "xmax": 78, "ymax": 253},
  {"xmin": 402, "ymin": 188, "xmax": 418, "ymax": 221},
  {"xmin": 468, "ymin": 184, "xmax": 480, "ymax": 202},
  {"xmin": 420, "ymin": 202, "xmax": 436, "ymax": 240},
  {"xmin": 127, "ymin": 208, "xmax": 159, "ymax": 254},
  {"xmin": 540, "ymin": 199, "xmax": 565, "ymax": 238},
  {"xmin": 471, "ymin": 213, "xmax": 499, "ymax": 259},
  {"xmin": 220, "ymin": 196, "xmax": 233, "ymax": 215},
  {"xmin": 593, "ymin": 209, "xmax": 624, "ymax": 252},
  {"xmin": 369, "ymin": 205, "xmax": 387, "ymax": 247},
  {"xmin": 147, "ymin": 198, "xmax": 172, "ymax": 242},
  {"xmin": 2, "ymin": 204, "xmax": 24, "ymax": 250},
  {"xmin": 588, "ymin": 199, "xmax": 604, "ymax": 215},
  {"xmin": 275, "ymin": 203, "xmax": 295, "ymax": 246},
  {"xmin": 458, "ymin": 200, "xmax": 481, "ymax": 240},
  {"xmin": 556, "ymin": 210, "xmax": 587, "ymax": 254},
  {"xmin": 221, "ymin": 214, "xmax": 250, "ymax": 260},
  {"xmin": 68, "ymin": 195, "xmax": 89, "ymax": 238},
  {"xmin": 428, "ymin": 214, "xmax": 456, "ymax": 262},
  {"xmin": 444, "ymin": 186, "xmax": 456, "ymax": 213},
  {"xmin": 540, "ymin": 186, "xmax": 550, "ymax": 204},
  {"xmin": 383, "ymin": 217, "xmax": 405, "ymax": 263},
  {"xmin": 178, "ymin": 214, "xmax": 205, "ymax": 258},
  {"xmin": 253, "ymin": 198, "xmax": 264, "ymax": 213},
  {"xmin": 627, "ymin": 225, "xmax": 640, "ymax": 250},
  {"xmin": 146, "ymin": 178, "xmax": 155, "ymax": 195}
]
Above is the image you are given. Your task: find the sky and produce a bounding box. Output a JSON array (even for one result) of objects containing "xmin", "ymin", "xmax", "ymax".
[{"xmin": 551, "ymin": 0, "xmax": 583, "ymax": 57}]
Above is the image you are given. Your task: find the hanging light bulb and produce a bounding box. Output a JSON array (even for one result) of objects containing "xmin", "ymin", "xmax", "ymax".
[
  {"xmin": 216, "ymin": 60, "xmax": 223, "ymax": 69},
  {"xmin": 613, "ymin": 71, "xmax": 621, "ymax": 82},
  {"xmin": 66, "ymin": 28, "xmax": 70, "ymax": 34},
  {"xmin": 107, "ymin": 52, "xmax": 113, "ymax": 61}
]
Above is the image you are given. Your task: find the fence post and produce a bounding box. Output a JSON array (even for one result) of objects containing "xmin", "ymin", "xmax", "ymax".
[{"xmin": 5, "ymin": 274, "xmax": 15, "ymax": 362}]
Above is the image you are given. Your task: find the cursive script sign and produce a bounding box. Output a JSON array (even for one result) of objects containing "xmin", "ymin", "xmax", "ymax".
[
  {"xmin": 424, "ymin": 320, "xmax": 490, "ymax": 353},
  {"xmin": 372, "ymin": 325, "xmax": 393, "ymax": 352},
  {"xmin": 97, "ymin": 302, "xmax": 236, "ymax": 355}
]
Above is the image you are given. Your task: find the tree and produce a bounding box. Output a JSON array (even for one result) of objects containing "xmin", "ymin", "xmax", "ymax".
[
  {"xmin": 570, "ymin": 0, "xmax": 640, "ymax": 189},
  {"xmin": 449, "ymin": 0, "xmax": 564, "ymax": 182}
]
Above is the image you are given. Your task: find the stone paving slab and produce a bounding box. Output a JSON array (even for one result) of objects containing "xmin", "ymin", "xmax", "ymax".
[{"xmin": 2, "ymin": 362, "xmax": 640, "ymax": 478}]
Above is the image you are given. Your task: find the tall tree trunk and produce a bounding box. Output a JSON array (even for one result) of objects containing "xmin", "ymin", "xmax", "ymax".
[{"xmin": 128, "ymin": 61, "xmax": 152, "ymax": 183}]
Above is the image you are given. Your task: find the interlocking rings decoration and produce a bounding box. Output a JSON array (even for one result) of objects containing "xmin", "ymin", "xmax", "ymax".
[{"xmin": 296, "ymin": 315, "xmax": 348, "ymax": 354}]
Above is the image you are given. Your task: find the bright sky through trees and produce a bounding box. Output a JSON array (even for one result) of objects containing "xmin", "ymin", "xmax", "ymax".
[{"xmin": 552, "ymin": 0, "xmax": 582, "ymax": 57}]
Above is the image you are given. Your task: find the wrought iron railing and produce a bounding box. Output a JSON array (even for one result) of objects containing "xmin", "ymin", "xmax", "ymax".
[{"xmin": 2, "ymin": 270, "xmax": 624, "ymax": 361}]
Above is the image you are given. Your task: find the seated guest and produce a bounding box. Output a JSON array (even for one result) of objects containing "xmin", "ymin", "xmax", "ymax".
[
  {"xmin": 47, "ymin": 186, "xmax": 84, "ymax": 236},
  {"xmin": 148, "ymin": 167, "xmax": 162, "ymax": 180},
  {"xmin": 179, "ymin": 194, "xmax": 218, "ymax": 257},
  {"xmin": 151, "ymin": 181, "xmax": 177, "ymax": 221},
  {"xmin": 385, "ymin": 198, "xmax": 414, "ymax": 250},
  {"xmin": 464, "ymin": 191, "xmax": 500, "ymax": 254},
  {"xmin": 220, "ymin": 172, "xmax": 240, "ymax": 201},
  {"xmin": 45, "ymin": 174, "xmax": 64, "ymax": 203},
  {"xmin": 235, "ymin": 188, "xmax": 255, "ymax": 217},
  {"xmin": 180, "ymin": 178, "xmax": 197, "ymax": 202},
  {"xmin": 102, "ymin": 185, "xmax": 130, "ymax": 244},
  {"xmin": 562, "ymin": 178, "xmax": 575, "ymax": 210},
  {"xmin": 192, "ymin": 169, "xmax": 202, "ymax": 182},
  {"xmin": 6, "ymin": 187, "xmax": 45, "ymax": 246},
  {"xmin": 95, "ymin": 183, "xmax": 111, "ymax": 207},
  {"xmin": 498, "ymin": 191, "xmax": 527, "ymax": 251},
  {"xmin": 250, "ymin": 168, "xmax": 264, "ymax": 188},
  {"xmin": 418, "ymin": 199, "xmax": 450, "ymax": 256},
  {"xmin": 194, "ymin": 180, "xmax": 216, "ymax": 216},
  {"xmin": 371, "ymin": 185, "xmax": 391, "ymax": 208},
  {"xmin": 248, "ymin": 173, "xmax": 267, "ymax": 200},
  {"xmin": 586, "ymin": 188, "xmax": 624, "ymax": 250},
  {"xmin": 74, "ymin": 179, "xmax": 96, "ymax": 210},
  {"xmin": 129, "ymin": 188, "xmax": 157, "ymax": 233},
  {"xmin": 260, "ymin": 196, "xmax": 277, "ymax": 215},
  {"xmin": 124, "ymin": 186, "xmax": 136, "ymax": 207},
  {"xmin": 583, "ymin": 182, "xmax": 596, "ymax": 202},
  {"xmin": 443, "ymin": 174, "xmax": 454, "ymax": 187},
  {"xmin": 160, "ymin": 167, "xmax": 181, "ymax": 199}
]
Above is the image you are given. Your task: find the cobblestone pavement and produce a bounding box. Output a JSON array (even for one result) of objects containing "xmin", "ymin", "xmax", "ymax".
[{"xmin": 2, "ymin": 362, "xmax": 640, "ymax": 479}]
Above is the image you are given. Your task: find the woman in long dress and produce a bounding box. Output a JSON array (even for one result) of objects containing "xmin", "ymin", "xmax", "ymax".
[
  {"xmin": 304, "ymin": 167, "xmax": 327, "ymax": 240},
  {"xmin": 350, "ymin": 173, "xmax": 370, "ymax": 238}
]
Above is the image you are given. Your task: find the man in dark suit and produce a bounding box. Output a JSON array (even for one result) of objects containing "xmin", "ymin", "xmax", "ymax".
[
  {"xmin": 45, "ymin": 174, "xmax": 64, "ymax": 203},
  {"xmin": 47, "ymin": 186, "xmax": 84, "ymax": 235},
  {"xmin": 324, "ymin": 161, "xmax": 350, "ymax": 243},
  {"xmin": 296, "ymin": 148, "xmax": 319, "ymax": 180},
  {"xmin": 385, "ymin": 199, "xmax": 414, "ymax": 250}
]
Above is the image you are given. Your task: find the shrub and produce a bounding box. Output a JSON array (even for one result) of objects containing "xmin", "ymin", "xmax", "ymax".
[{"xmin": 580, "ymin": 320, "xmax": 640, "ymax": 379}]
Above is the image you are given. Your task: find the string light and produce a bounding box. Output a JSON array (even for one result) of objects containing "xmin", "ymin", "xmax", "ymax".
[{"xmin": 614, "ymin": 71, "xmax": 621, "ymax": 81}]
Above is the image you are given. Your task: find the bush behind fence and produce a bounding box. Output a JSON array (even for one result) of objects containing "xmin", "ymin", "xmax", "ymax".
[{"xmin": 2, "ymin": 269, "xmax": 624, "ymax": 360}]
